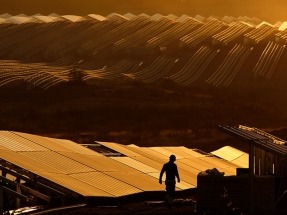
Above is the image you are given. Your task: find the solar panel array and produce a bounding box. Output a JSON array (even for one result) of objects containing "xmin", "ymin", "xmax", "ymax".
[
  {"xmin": 211, "ymin": 146, "xmax": 248, "ymax": 168},
  {"xmin": 0, "ymin": 131, "xmax": 248, "ymax": 198},
  {"xmin": 0, "ymin": 13, "xmax": 287, "ymax": 89}
]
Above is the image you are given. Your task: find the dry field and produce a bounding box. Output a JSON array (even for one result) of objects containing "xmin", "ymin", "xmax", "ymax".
[{"xmin": 1, "ymin": 79, "xmax": 287, "ymax": 153}]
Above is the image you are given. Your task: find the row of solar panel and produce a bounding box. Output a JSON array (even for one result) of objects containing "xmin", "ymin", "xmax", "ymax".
[
  {"xmin": 0, "ymin": 130, "xmax": 248, "ymax": 198},
  {"xmin": 0, "ymin": 37, "xmax": 284, "ymax": 89}
]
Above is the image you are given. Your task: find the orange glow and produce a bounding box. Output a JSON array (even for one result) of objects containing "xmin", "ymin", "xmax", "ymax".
[{"xmin": 0, "ymin": 0, "xmax": 286, "ymax": 22}]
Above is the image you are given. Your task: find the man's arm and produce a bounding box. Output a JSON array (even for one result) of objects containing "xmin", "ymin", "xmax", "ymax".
[
  {"xmin": 159, "ymin": 165, "xmax": 166, "ymax": 184},
  {"xmin": 175, "ymin": 165, "xmax": 180, "ymax": 183}
]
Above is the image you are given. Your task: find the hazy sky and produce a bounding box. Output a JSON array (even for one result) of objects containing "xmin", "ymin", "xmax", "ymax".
[{"xmin": 0, "ymin": 0, "xmax": 286, "ymax": 22}]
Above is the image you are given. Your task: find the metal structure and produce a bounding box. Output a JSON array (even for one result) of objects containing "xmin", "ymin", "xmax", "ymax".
[
  {"xmin": 219, "ymin": 124, "xmax": 287, "ymax": 214},
  {"xmin": 219, "ymin": 124, "xmax": 287, "ymax": 176}
]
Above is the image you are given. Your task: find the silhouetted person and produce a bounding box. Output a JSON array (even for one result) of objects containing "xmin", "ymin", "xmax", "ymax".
[{"xmin": 159, "ymin": 154, "xmax": 180, "ymax": 208}]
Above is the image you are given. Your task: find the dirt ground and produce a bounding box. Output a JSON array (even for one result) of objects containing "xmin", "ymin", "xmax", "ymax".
[{"xmin": 1, "ymin": 79, "xmax": 287, "ymax": 153}]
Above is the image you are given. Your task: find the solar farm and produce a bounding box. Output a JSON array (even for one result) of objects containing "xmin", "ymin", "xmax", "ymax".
[
  {"xmin": 2, "ymin": 126, "xmax": 287, "ymax": 214},
  {"xmin": 0, "ymin": 13, "xmax": 286, "ymax": 89},
  {"xmin": 0, "ymin": 130, "xmax": 248, "ymax": 213},
  {"xmin": 2, "ymin": 11, "xmax": 287, "ymax": 214}
]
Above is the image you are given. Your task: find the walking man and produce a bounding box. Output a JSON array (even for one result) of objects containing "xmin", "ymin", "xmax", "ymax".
[{"xmin": 159, "ymin": 154, "xmax": 180, "ymax": 208}]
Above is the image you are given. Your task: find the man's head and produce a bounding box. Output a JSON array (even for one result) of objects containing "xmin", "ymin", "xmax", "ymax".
[{"xmin": 169, "ymin": 154, "xmax": 176, "ymax": 162}]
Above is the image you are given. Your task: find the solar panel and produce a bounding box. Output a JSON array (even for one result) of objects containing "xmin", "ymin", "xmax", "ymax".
[
  {"xmin": 0, "ymin": 131, "xmax": 241, "ymax": 199},
  {"xmin": 0, "ymin": 150, "xmax": 61, "ymax": 173},
  {"xmin": 69, "ymin": 172, "xmax": 141, "ymax": 196},
  {"xmin": 171, "ymin": 147, "xmax": 206, "ymax": 158},
  {"xmin": 36, "ymin": 172, "xmax": 113, "ymax": 197},
  {"xmin": 46, "ymin": 138, "xmax": 104, "ymax": 155},
  {"xmin": 20, "ymin": 151, "xmax": 95, "ymax": 174},
  {"xmin": 14, "ymin": 132, "xmax": 84, "ymax": 152},
  {"xmin": 97, "ymin": 141, "xmax": 141, "ymax": 157},
  {"xmin": 63, "ymin": 153, "xmax": 140, "ymax": 173},
  {"xmin": 176, "ymin": 161, "xmax": 203, "ymax": 176},
  {"xmin": 0, "ymin": 131, "xmax": 48, "ymax": 152},
  {"xmin": 149, "ymin": 147, "xmax": 184, "ymax": 159},
  {"xmin": 125, "ymin": 146, "xmax": 169, "ymax": 161},
  {"xmin": 179, "ymin": 157, "xmax": 214, "ymax": 171},
  {"xmin": 130, "ymin": 156, "xmax": 163, "ymax": 170},
  {"xmin": 111, "ymin": 157, "xmax": 158, "ymax": 173},
  {"xmin": 198, "ymin": 157, "xmax": 237, "ymax": 175},
  {"xmin": 162, "ymin": 146, "xmax": 203, "ymax": 159},
  {"xmin": 104, "ymin": 172, "xmax": 162, "ymax": 192},
  {"xmin": 211, "ymin": 146, "xmax": 246, "ymax": 161},
  {"xmin": 174, "ymin": 180, "xmax": 196, "ymax": 190},
  {"xmin": 232, "ymin": 154, "xmax": 249, "ymax": 168}
]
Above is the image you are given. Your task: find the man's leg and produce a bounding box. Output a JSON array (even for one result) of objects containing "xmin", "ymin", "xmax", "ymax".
[{"xmin": 165, "ymin": 181, "xmax": 176, "ymax": 209}]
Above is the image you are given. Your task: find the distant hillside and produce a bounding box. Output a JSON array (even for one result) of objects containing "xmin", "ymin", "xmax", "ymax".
[{"xmin": 0, "ymin": 0, "xmax": 286, "ymax": 22}]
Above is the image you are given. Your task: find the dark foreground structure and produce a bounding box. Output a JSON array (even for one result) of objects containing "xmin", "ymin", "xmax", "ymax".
[{"xmin": 197, "ymin": 125, "xmax": 287, "ymax": 215}]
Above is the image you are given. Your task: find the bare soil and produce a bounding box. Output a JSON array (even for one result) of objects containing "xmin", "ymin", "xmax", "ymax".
[{"xmin": 1, "ymin": 80, "xmax": 287, "ymax": 153}]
